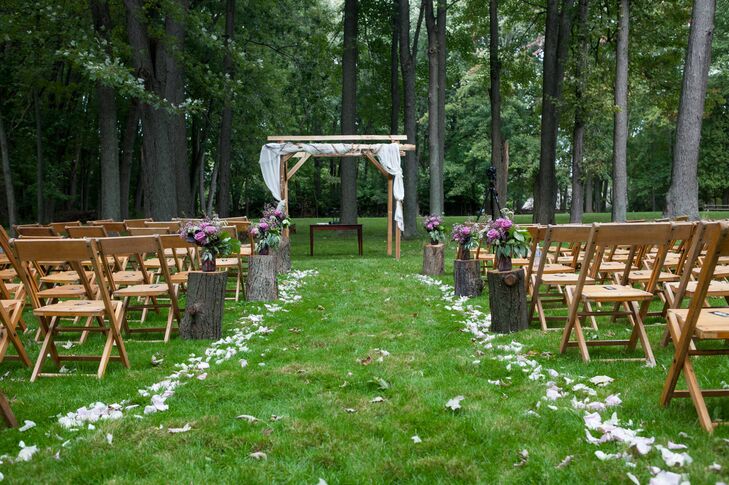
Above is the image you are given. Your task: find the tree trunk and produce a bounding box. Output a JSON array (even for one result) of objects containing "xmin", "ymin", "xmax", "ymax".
[
  {"xmin": 490, "ymin": 0, "xmax": 506, "ymax": 204},
  {"xmin": 487, "ymin": 269, "xmax": 528, "ymax": 333},
  {"xmin": 584, "ymin": 172, "xmax": 593, "ymax": 213},
  {"xmin": 217, "ymin": 0, "xmax": 235, "ymax": 218},
  {"xmin": 96, "ymin": 84, "xmax": 121, "ymax": 220},
  {"xmin": 665, "ymin": 0, "xmax": 716, "ymax": 220},
  {"xmin": 570, "ymin": 0, "xmax": 589, "ymax": 224},
  {"xmin": 340, "ymin": 0, "xmax": 358, "ymax": 224},
  {"xmin": 454, "ymin": 259, "xmax": 483, "ymax": 297},
  {"xmin": 274, "ymin": 236, "xmax": 291, "ymax": 274},
  {"xmin": 0, "ymin": 108, "xmax": 16, "ymax": 229},
  {"xmin": 535, "ymin": 0, "xmax": 574, "ymax": 224},
  {"xmin": 436, "ymin": 0, "xmax": 446, "ymax": 212},
  {"xmin": 246, "ymin": 255, "xmax": 278, "ymax": 301},
  {"xmin": 400, "ymin": 0, "xmax": 424, "ymax": 238},
  {"xmin": 33, "ymin": 88, "xmax": 46, "ymax": 223},
  {"xmin": 422, "ymin": 243, "xmax": 445, "ymax": 275},
  {"xmin": 612, "ymin": 0, "xmax": 629, "ymax": 222},
  {"xmin": 390, "ymin": 0, "xmax": 400, "ymax": 135},
  {"xmin": 425, "ymin": 0, "xmax": 443, "ymax": 215},
  {"xmin": 119, "ymin": 101, "xmax": 139, "ymax": 219},
  {"xmin": 180, "ymin": 271, "xmax": 226, "ymax": 340},
  {"xmin": 125, "ymin": 0, "xmax": 179, "ymax": 220}
]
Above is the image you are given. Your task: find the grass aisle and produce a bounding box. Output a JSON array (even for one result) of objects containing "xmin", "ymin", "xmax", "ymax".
[{"xmin": 2, "ymin": 215, "xmax": 729, "ymax": 483}]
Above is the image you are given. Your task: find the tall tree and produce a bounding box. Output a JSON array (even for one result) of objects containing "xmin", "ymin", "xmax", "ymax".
[
  {"xmin": 534, "ymin": 0, "xmax": 574, "ymax": 223},
  {"xmin": 0, "ymin": 106, "xmax": 16, "ymax": 228},
  {"xmin": 125, "ymin": 0, "xmax": 179, "ymax": 219},
  {"xmin": 436, "ymin": 0, "xmax": 446, "ymax": 212},
  {"xmin": 33, "ymin": 88, "xmax": 46, "ymax": 223},
  {"xmin": 217, "ymin": 0, "xmax": 235, "ymax": 218},
  {"xmin": 90, "ymin": 0, "xmax": 121, "ymax": 220},
  {"xmin": 569, "ymin": 0, "xmax": 589, "ymax": 223},
  {"xmin": 612, "ymin": 0, "xmax": 629, "ymax": 222},
  {"xmin": 399, "ymin": 0, "xmax": 424, "ymax": 237},
  {"xmin": 665, "ymin": 0, "xmax": 717, "ymax": 219},
  {"xmin": 425, "ymin": 0, "xmax": 443, "ymax": 215},
  {"xmin": 340, "ymin": 0, "xmax": 359, "ymax": 224},
  {"xmin": 391, "ymin": 0, "xmax": 400, "ymax": 135},
  {"xmin": 119, "ymin": 101, "xmax": 140, "ymax": 219},
  {"xmin": 489, "ymin": 0, "xmax": 506, "ymax": 204}
]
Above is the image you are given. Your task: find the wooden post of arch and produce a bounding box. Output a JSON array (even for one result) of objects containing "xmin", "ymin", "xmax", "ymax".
[
  {"xmin": 280, "ymin": 153, "xmax": 293, "ymax": 238},
  {"xmin": 387, "ymin": 177, "xmax": 393, "ymax": 256}
]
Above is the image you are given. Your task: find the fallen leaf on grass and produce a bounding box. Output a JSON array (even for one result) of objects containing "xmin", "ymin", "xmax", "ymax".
[
  {"xmin": 106, "ymin": 433, "xmax": 113, "ymax": 444},
  {"xmin": 168, "ymin": 423, "xmax": 192, "ymax": 434},
  {"xmin": 151, "ymin": 354, "xmax": 164, "ymax": 366},
  {"xmin": 370, "ymin": 377, "xmax": 390, "ymax": 390},
  {"xmin": 370, "ymin": 396, "xmax": 385, "ymax": 403},
  {"xmin": 240, "ymin": 359, "xmax": 248, "ymax": 368},
  {"xmin": 589, "ymin": 375, "xmax": 614, "ymax": 387},
  {"xmin": 19, "ymin": 420, "xmax": 36, "ymax": 432},
  {"xmin": 445, "ymin": 396, "xmax": 465, "ymax": 411},
  {"xmin": 649, "ymin": 470, "xmax": 684, "ymax": 485},
  {"xmin": 626, "ymin": 472, "xmax": 640, "ymax": 485},
  {"xmin": 17, "ymin": 441, "xmax": 38, "ymax": 462},
  {"xmin": 270, "ymin": 415, "xmax": 283, "ymax": 421},
  {"xmin": 345, "ymin": 408, "xmax": 357, "ymax": 414},
  {"xmin": 249, "ymin": 451, "xmax": 267, "ymax": 460},
  {"xmin": 411, "ymin": 435, "xmax": 422, "ymax": 444},
  {"xmin": 556, "ymin": 455, "xmax": 573, "ymax": 469},
  {"xmin": 513, "ymin": 449, "xmax": 528, "ymax": 467},
  {"xmin": 708, "ymin": 463, "xmax": 722, "ymax": 472},
  {"xmin": 360, "ymin": 356, "xmax": 373, "ymax": 366},
  {"xmin": 288, "ymin": 327, "xmax": 302, "ymax": 333},
  {"xmin": 237, "ymin": 415, "xmax": 259, "ymax": 423}
]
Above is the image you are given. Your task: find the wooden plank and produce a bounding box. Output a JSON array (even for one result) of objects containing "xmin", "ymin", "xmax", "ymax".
[
  {"xmin": 287, "ymin": 153, "xmax": 312, "ymax": 179},
  {"xmin": 363, "ymin": 152, "xmax": 389, "ymax": 177},
  {"xmin": 387, "ymin": 177, "xmax": 393, "ymax": 256},
  {"xmin": 267, "ymin": 135, "xmax": 408, "ymax": 142}
]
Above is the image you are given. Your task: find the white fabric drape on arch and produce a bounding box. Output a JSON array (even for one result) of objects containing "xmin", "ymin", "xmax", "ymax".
[{"xmin": 258, "ymin": 142, "xmax": 405, "ymax": 231}]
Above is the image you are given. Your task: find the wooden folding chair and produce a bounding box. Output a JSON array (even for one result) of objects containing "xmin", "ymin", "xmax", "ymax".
[
  {"xmin": 216, "ymin": 226, "xmax": 245, "ymax": 301},
  {"xmin": 89, "ymin": 221, "xmax": 127, "ymax": 236},
  {"xmin": 660, "ymin": 221, "xmax": 729, "ymax": 432},
  {"xmin": 14, "ymin": 226, "xmax": 58, "ymax": 237},
  {"xmin": 123, "ymin": 218, "xmax": 153, "ymax": 229},
  {"xmin": 12, "ymin": 238, "xmax": 129, "ymax": 380},
  {"xmin": 559, "ymin": 222, "xmax": 673, "ymax": 365},
  {"xmin": 0, "ymin": 279, "xmax": 31, "ymax": 367},
  {"xmin": 50, "ymin": 221, "xmax": 80, "ymax": 236},
  {"xmin": 529, "ymin": 225, "xmax": 595, "ymax": 331},
  {"xmin": 97, "ymin": 236, "xmax": 181, "ymax": 342},
  {"xmin": 158, "ymin": 234, "xmax": 198, "ymax": 288}
]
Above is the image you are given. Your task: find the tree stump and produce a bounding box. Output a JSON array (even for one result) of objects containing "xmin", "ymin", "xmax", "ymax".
[
  {"xmin": 487, "ymin": 269, "xmax": 528, "ymax": 334},
  {"xmin": 422, "ymin": 244, "xmax": 445, "ymax": 276},
  {"xmin": 180, "ymin": 271, "xmax": 226, "ymax": 340},
  {"xmin": 246, "ymin": 255, "xmax": 278, "ymax": 301},
  {"xmin": 275, "ymin": 236, "xmax": 291, "ymax": 274},
  {"xmin": 454, "ymin": 259, "xmax": 483, "ymax": 297}
]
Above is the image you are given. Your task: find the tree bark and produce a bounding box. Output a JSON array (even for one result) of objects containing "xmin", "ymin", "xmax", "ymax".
[
  {"xmin": 246, "ymin": 255, "xmax": 278, "ymax": 301},
  {"xmin": 400, "ymin": 0, "xmax": 424, "ymax": 238},
  {"xmin": 570, "ymin": 0, "xmax": 589, "ymax": 224},
  {"xmin": 425, "ymin": 0, "xmax": 443, "ymax": 215},
  {"xmin": 180, "ymin": 271, "xmax": 226, "ymax": 340},
  {"xmin": 0, "ymin": 107, "xmax": 16, "ymax": 229},
  {"xmin": 217, "ymin": 0, "xmax": 235, "ymax": 218},
  {"xmin": 487, "ymin": 269, "xmax": 528, "ymax": 333},
  {"xmin": 120, "ymin": 100, "xmax": 140, "ymax": 219},
  {"xmin": 274, "ymin": 236, "xmax": 291, "ymax": 274},
  {"xmin": 454, "ymin": 259, "xmax": 483, "ymax": 297},
  {"xmin": 665, "ymin": 0, "xmax": 716, "ymax": 220},
  {"xmin": 612, "ymin": 0, "xmax": 629, "ymax": 222},
  {"xmin": 390, "ymin": 0, "xmax": 401, "ymax": 135},
  {"xmin": 436, "ymin": 0, "xmax": 446, "ymax": 212},
  {"xmin": 535, "ymin": 0, "xmax": 574, "ymax": 224},
  {"xmin": 340, "ymin": 0, "xmax": 359, "ymax": 224},
  {"xmin": 489, "ymin": 0, "xmax": 506, "ymax": 203},
  {"xmin": 33, "ymin": 88, "xmax": 46, "ymax": 223},
  {"xmin": 584, "ymin": 172, "xmax": 593, "ymax": 213},
  {"xmin": 422, "ymin": 243, "xmax": 445, "ymax": 275},
  {"xmin": 125, "ymin": 0, "xmax": 179, "ymax": 219}
]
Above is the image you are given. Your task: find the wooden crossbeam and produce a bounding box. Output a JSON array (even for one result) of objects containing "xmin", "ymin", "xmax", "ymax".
[
  {"xmin": 268, "ymin": 134, "xmax": 408, "ymax": 142},
  {"xmin": 287, "ymin": 153, "xmax": 312, "ymax": 179}
]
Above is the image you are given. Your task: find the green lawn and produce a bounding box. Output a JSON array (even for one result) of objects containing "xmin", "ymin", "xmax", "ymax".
[{"xmin": 2, "ymin": 212, "xmax": 729, "ymax": 483}]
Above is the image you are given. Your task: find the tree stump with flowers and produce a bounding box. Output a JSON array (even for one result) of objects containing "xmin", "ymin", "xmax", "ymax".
[
  {"xmin": 452, "ymin": 223, "xmax": 484, "ymax": 297},
  {"xmin": 422, "ymin": 215, "xmax": 446, "ymax": 276},
  {"xmin": 246, "ymin": 255, "xmax": 278, "ymax": 301},
  {"xmin": 275, "ymin": 236, "xmax": 291, "ymax": 274},
  {"xmin": 181, "ymin": 271, "xmax": 227, "ymax": 340}
]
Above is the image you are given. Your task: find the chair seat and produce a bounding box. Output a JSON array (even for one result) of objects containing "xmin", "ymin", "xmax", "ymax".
[
  {"xmin": 38, "ymin": 284, "xmax": 92, "ymax": 298},
  {"xmin": 0, "ymin": 268, "xmax": 15, "ymax": 280},
  {"xmin": 542, "ymin": 273, "xmax": 594, "ymax": 285},
  {"xmin": 114, "ymin": 284, "xmax": 170, "ymax": 297},
  {"xmin": 113, "ymin": 270, "xmax": 145, "ymax": 285},
  {"xmin": 240, "ymin": 245, "xmax": 253, "ymax": 256},
  {"xmin": 557, "ymin": 254, "xmax": 583, "ymax": 264},
  {"xmin": 164, "ymin": 248, "xmax": 189, "ymax": 257},
  {"xmin": 216, "ymin": 258, "xmax": 240, "ymax": 267},
  {"xmin": 169, "ymin": 271, "xmax": 189, "ymax": 284},
  {"xmin": 40, "ymin": 270, "xmax": 94, "ymax": 284},
  {"xmin": 627, "ymin": 270, "xmax": 679, "ymax": 283},
  {"xmin": 537, "ymin": 263, "xmax": 576, "ymax": 274},
  {"xmin": 669, "ymin": 308, "xmax": 729, "ymax": 339},
  {"xmin": 470, "ymin": 250, "xmax": 494, "ymax": 261},
  {"xmin": 1, "ymin": 300, "xmax": 19, "ymax": 311},
  {"xmin": 511, "ymin": 258, "xmax": 530, "ymax": 266},
  {"xmin": 667, "ymin": 280, "xmax": 729, "ymax": 297},
  {"xmin": 4, "ymin": 283, "xmax": 21, "ymax": 293},
  {"xmin": 34, "ymin": 300, "xmax": 108, "ymax": 317},
  {"xmin": 693, "ymin": 265, "xmax": 729, "ymax": 279},
  {"xmin": 577, "ymin": 284, "xmax": 653, "ymax": 302},
  {"xmin": 145, "ymin": 258, "xmax": 176, "ymax": 269}
]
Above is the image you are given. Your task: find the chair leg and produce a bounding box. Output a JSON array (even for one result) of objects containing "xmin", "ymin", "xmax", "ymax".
[
  {"xmin": 626, "ymin": 303, "xmax": 656, "ymax": 366},
  {"xmin": 0, "ymin": 392, "xmax": 17, "ymax": 428},
  {"xmin": 31, "ymin": 317, "xmax": 61, "ymax": 382}
]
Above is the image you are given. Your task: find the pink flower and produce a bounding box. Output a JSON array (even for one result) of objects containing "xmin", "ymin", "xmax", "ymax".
[
  {"xmin": 487, "ymin": 229, "xmax": 500, "ymax": 241},
  {"xmin": 250, "ymin": 227, "xmax": 259, "ymax": 237},
  {"xmin": 259, "ymin": 222, "xmax": 269, "ymax": 231},
  {"xmin": 461, "ymin": 226, "xmax": 471, "ymax": 236},
  {"xmin": 274, "ymin": 209, "xmax": 283, "ymax": 218},
  {"xmin": 194, "ymin": 231, "xmax": 208, "ymax": 245},
  {"xmin": 203, "ymin": 225, "xmax": 217, "ymax": 235}
]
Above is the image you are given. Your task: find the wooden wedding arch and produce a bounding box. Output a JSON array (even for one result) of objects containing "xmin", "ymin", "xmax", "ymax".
[{"xmin": 266, "ymin": 135, "xmax": 415, "ymax": 260}]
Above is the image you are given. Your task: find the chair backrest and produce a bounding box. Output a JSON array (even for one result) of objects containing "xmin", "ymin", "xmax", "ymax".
[
  {"xmin": 158, "ymin": 234, "xmax": 198, "ymax": 270},
  {"xmin": 531, "ymin": 225, "xmax": 592, "ymax": 290},
  {"xmin": 579, "ymin": 223, "xmax": 673, "ymax": 292},
  {"xmin": 66, "ymin": 225, "xmax": 109, "ymax": 238},
  {"xmin": 50, "ymin": 221, "xmax": 80, "ymax": 235},
  {"xmin": 90, "ymin": 221, "xmax": 127, "ymax": 234},
  {"xmin": 144, "ymin": 221, "xmax": 181, "ymax": 231},
  {"xmin": 680, "ymin": 222, "xmax": 729, "ymax": 339},
  {"xmin": 96, "ymin": 235, "xmax": 172, "ymax": 292},
  {"xmin": 129, "ymin": 227, "xmax": 170, "ymax": 236},
  {"xmin": 14, "ymin": 225, "xmax": 57, "ymax": 237},
  {"xmin": 11, "ymin": 238, "xmax": 114, "ymax": 312},
  {"xmin": 124, "ymin": 218, "xmax": 153, "ymax": 229}
]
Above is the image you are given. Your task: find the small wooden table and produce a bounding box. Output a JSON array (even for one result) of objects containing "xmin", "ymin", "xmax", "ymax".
[{"xmin": 310, "ymin": 224, "xmax": 363, "ymax": 256}]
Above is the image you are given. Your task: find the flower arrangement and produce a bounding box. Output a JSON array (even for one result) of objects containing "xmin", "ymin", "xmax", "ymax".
[
  {"xmin": 451, "ymin": 223, "xmax": 482, "ymax": 260},
  {"xmin": 262, "ymin": 204, "xmax": 291, "ymax": 229},
  {"xmin": 180, "ymin": 217, "xmax": 241, "ymax": 271},
  {"xmin": 484, "ymin": 216, "xmax": 531, "ymax": 271},
  {"xmin": 423, "ymin": 215, "xmax": 446, "ymax": 245},
  {"xmin": 250, "ymin": 214, "xmax": 284, "ymax": 255}
]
